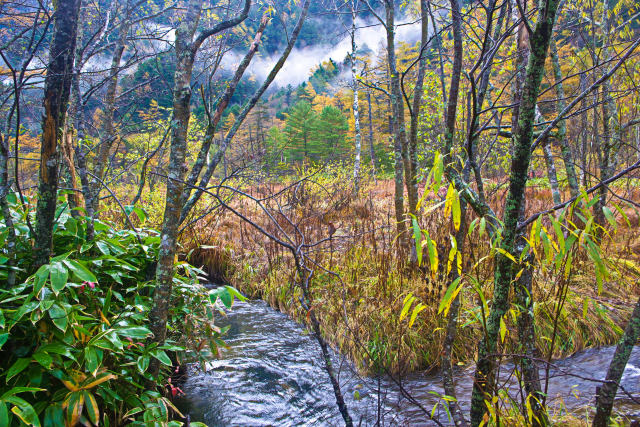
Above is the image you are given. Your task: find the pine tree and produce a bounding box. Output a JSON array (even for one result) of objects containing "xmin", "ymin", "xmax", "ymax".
[
  {"xmin": 313, "ymin": 105, "xmax": 349, "ymax": 162},
  {"xmin": 284, "ymin": 101, "xmax": 317, "ymax": 162},
  {"xmin": 265, "ymin": 126, "xmax": 286, "ymax": 166}
]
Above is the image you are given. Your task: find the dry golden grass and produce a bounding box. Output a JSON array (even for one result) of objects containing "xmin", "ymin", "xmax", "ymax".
[
  {"xmin": 163, "ymin": 176, "xmax": 640, "ymax": 376},
  {"xmin": 93, "ymin": 164, "xmax": 640, "ymax": 379}
]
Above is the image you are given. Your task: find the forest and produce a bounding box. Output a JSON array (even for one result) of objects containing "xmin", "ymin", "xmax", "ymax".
[{"xmin": 1, "ymin": 0, "xmax": 640, "ymax": 425}]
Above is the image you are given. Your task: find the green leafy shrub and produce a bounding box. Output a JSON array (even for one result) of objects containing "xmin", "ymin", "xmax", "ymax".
[{"xmin": 0, "ymin": 195, "xmax": 240, "ymax": 426}]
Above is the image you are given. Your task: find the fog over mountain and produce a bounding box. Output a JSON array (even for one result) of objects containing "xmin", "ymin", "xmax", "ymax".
[{"xmin": 223, "ymin": 14, "xmax": 422, "ymax": 87}]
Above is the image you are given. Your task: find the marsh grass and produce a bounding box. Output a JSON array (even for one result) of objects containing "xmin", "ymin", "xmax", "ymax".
[
  {"xmin": 98, "ymin": 167, "xmax": 638, "ymax": 378},
  {"xmin": 168, "ymin": 174, "xmax": 638, "ymax": 376}
]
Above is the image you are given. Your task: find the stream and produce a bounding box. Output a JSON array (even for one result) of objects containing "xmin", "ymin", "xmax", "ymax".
[{"xmin": 178, "ymin": 300, "xmax": 640, "ymax": 426}]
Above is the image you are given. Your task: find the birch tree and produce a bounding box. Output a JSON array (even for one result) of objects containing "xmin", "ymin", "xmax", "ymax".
[{"xmin": 349, "ymin": 0, "xmax": 363, "ymax": 192}]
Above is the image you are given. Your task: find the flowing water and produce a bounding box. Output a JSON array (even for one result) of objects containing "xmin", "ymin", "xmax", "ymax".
[{"xmin": 178, "ymin": 300, "xmax": 640, "ymax": 426}]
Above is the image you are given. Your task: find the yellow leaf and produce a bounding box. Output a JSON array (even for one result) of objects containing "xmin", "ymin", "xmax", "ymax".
[
  {"xmin": 100, "ymin": 311, "xmax": 110, "ymax": 326},
  {"xmin": 514, "ymin": 268, "xmax": 524, "ymax": 281},
  {"xmin": 408, "ymin": 304, "xmax": 426, "ymax": 328},
  {"xmin": 447, "ymin": 247, "xmax": 457, "ymax": 275},
  {"xmin": 443, "ymin": 285, "xmax": 462, "ymax": 318},
  {"xmin": 495, "ymin": 247, "xmax": 516, "ymax": 263},
  {"xmin": 426, "ymin": 234, "xmax": 438, "ymax": 280},
  {"xmin": 68, "ymin": 393, "xmax": 84, "ymax": 427},
  {"xmin": 81, "ymin": 373, "xmax": 116, "ymax": 390},
  {"xmin": 61, "ymin": 380, "xmax": 80, "ymax": 392},
  {"xmin": 83, "ymin": 391, "xmax": 99, "ymax": 425},
  {"xmin": 444, "ymin": 183, "xmax": 454, "ymax": 219},
  {"xmin": 451, "ymin": 189, "xmax": 461, "ymax": 231},
  {"xmin": 399, "ymin": 294, "xmax": 415, "ymax": 322}
]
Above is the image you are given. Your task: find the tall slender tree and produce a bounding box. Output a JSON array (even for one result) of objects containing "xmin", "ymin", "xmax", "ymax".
[
  {"xmin": 349, "ymin": 0, "xmax": 363, "ymax": 191},
  {"xmin": 594, "ymin": 0, "xmax": 619, "ymax": 232},
  {"xmin": 470, "ymin": 0, "xmax": 562, "ymax": 424},
  {"xmin": 549, "ymin": 38, "xmax": 580, "ymax": 198},
  {"xmin": 440, "ymin": 0, "xmax": 466, "ymax": 423},
  {"xmin": 404, "ymin": 0, "xmax": 428, "ymax": 222},
  {"xmin": 149, "ymin": 0, "xmax": 251, "ymax": 359},
  {"xmin": 380, "ymin": 0, "xmax": 408, "ymax": 249}
]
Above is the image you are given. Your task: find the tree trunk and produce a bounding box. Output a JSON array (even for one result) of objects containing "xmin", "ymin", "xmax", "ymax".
[
  {"xmin": 442, "ymin": 173, "xmax": 470, "ymax": 427},
  {"xmin": 366, "ymin": 91, "xmax": 377, "ymax": 179},
  {"xmin": 537, "ymin": 104, "xmax": 561, "ymax": 206},
  {"xmin": 0, "ymin": 133, "xmax": 16, "ymax": 287},
  {"xmin": 427, "ymin": 1, "xmax": 447, "ymax": 111},
  {"xmin": 61, "ymin": 3, "xmax": 86, "ymax": 219},
  {"xmin": 550, "ymin": 38, "xmax": 579, "ymax": 198},
  {"xmin": 594, "ymin": 1, "xmax": 619, "ymax": 232},
  {"xmin": 514, "ymin": 205, "xmax": 548, "ymax": 426},
  {"xmin": 34, "ymin": 0, "xmax": 81, "ymax": 266},
  {"xmin": 465, "ymin": 0, "xmax": 506, "ymax": 214},
  {"xmin": 442, "ymin": 0, "xmax": 462, "ymax": 174},
  {"xmin": 149, "ymin": 1, "xmax": 201, "ymax": 349},
  {"xmin": 149, "ymin": 0, "xmax": 251, "ymax": 359},
  {"xmin": 384, "ymin": 0, "xmax": 408, "ymax": 249},
  {"xmin": 579, "ymin": 74, "xmax": 590, "ymax": 188},
  {"xmin": 406, "ymin": 0, "xmax": 428, "ymax": 219},
  {"xmin": 440, "ymin": 1, "xmax": 506, "ymax": 423},
  {"xmin": 542, "ymin": 140, "xmax": 562, "ymax": 205},
  {"xmin": 469, "ymin": 0, "xmax": 561, "ymax": 424},
  {"xmin": 440, "ymin": 0, "xmax": 465, "ymax": 419},
  {"xmin": 350, "ymin": 2, "xmax": 362, "ymax": 193},
  {"xmin": 440, "ymin": 0, "xmax": 499, "ymax": 231},
  {"xmin": 88, "ymin": 5, "xmax": 133, "ymax": 228},
  {"xmin": 61, "ymin": 129, "xmax": 82, "ymax": 212},
  {"xmin": 595, "ymin": 82, "xmax": 617, "ymax": 231},
  {"xmin": 593, "ymin": 295, "xmax": 640, "ymax": 426}
]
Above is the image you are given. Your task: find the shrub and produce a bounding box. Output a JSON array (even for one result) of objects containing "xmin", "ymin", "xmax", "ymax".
[{"xmin": 0, "ymin": 195, "xmax": 238, "ymax": 426}]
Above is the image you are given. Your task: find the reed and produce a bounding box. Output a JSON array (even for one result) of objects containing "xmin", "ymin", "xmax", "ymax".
[{"xmin": 168, "ymin": 173, "xmax": 638, "ymax": 376}]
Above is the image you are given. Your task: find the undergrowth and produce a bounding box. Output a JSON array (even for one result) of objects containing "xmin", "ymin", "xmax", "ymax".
[{"xmin": 0, "ymin": 194, "xmax": 240, "ymax": 426}]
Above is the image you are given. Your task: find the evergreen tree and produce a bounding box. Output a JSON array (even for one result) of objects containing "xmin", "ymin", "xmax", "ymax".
[
  {"xmin": 309, "ymin": 59, "xmax": 340, "ymax": 93},
  {"xmin": 264, "ymin": 126, "xmax": 287, "ymax": 166},
  {"xmin": 284, "ymin": 101, "xmax": 317, "ymax": 162},
  {"xmin": 280, "ymin": 102, "xmax": 350, "ymax": 164},
  {"xmin": 313, "ymin": 105, "xmax": 349, "ymax": 161}
]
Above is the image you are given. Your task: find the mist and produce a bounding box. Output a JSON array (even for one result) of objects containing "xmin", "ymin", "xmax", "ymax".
[{"xmin": 221, "ymin": 15, "xmax": 422, "ymax": 87}]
